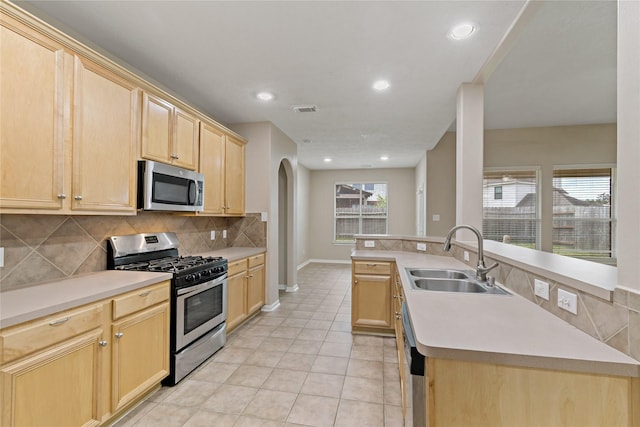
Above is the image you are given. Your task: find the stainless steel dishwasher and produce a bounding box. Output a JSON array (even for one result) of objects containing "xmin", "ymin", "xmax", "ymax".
[{"xmin": 402, "ymin": 302, "xmax": 425, "ymax": 426}]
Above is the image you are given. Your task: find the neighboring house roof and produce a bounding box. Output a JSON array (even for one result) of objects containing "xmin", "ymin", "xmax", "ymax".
[
  {"xmin": 336, "ymin": 184, "xmax": 373, "ymax": 198},
  {"xmin": 516, "ymin": 188, "xmax": 602, "ymax": 208}
]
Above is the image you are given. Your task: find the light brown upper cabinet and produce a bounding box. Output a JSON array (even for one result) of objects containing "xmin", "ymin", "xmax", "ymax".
[
  {"xmin": 199, "ymin": 121, "xmax": 246, "ymax": 216},
  {"xmin": 72, "ymin": 56, "xmax": 139, "ymax": 212},
  {"xmin": 0, "ymin": 12, "xmax": 138, "ymax": 214},
  {"xmin": 0, "ymin": 14, "xmax": 68, "ymax": 210},
  {"xmin": 141, "ymin": 92, "xmax": 199, "ymax": 171}
]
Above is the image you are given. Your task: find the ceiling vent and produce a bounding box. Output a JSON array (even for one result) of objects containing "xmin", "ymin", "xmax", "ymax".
[{"xmin": 292, "ymin": 104, "xmax": 318, "ymax": 113}]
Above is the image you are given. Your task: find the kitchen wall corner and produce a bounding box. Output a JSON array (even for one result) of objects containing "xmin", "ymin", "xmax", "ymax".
[{"xmin": 0, "ymin": 212, "xmax": 266, "ymax": 292}]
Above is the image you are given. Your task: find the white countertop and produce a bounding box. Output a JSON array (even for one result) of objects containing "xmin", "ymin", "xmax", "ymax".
[
  {"xmin": 0, "ymin": 247, "xmax": 265, "ymax": 330},
  {"xmin": 0, "ymin": 270, "xmax": 172, "ymax": 329},
  {"xmin": 352, "ymin": 250, "xmax": 640, "ymax": 378},
  {"xmin": 194, "ymin": 247, "xmax": 266, "ymax": 261}
]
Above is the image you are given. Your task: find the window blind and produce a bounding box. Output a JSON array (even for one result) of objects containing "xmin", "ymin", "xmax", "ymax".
[{"xmin": 483, "ymin": 169, "xmax": 539, "ymax": 249}]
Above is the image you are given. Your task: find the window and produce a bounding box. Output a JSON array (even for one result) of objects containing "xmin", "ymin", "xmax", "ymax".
[
  {"xmin": 335, "ymin": 183, "xmax": 388, "ymax": 242},
  {"xmin": 483, "ymin": 169, "xmax": 540, "ymax": 249},
  {"xmin": 494, "ymin": 186, "xmax": 503, "ymax": 200},
  {"xmin": 552, "ymin": 167, "xmax": 615, "ymax": 263}
]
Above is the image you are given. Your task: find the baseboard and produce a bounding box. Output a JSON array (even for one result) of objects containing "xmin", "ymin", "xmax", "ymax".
[
  {"xmin": 285, "ymin": 284, "xmax": 299, "ymax": 292},
  {"xmin": 261, "ymin": 300, "xmax": 281, "ymax": 312},
  {"xmin": 278, "ymin": 283, "xmax": 287, "ymax": 290},
  {"xmin": 297, "ymin": 260, "xmax": 312, "ymax": 270}
]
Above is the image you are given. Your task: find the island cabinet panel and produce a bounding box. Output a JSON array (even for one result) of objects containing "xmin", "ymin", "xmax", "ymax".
[
  {"xmin": 351, "ymin": 260, "xmax": 394, "ymax": 334},
  {"xmin": 0, "ymin": 15, "xmax": 69, "ymax": 210},
  {"xmin": 72, "ymin": 55, "xmax": 139, "ymax": 212},
  {"xmin": 426, "ymin": 358, "xmax": 640, "ymax": 427}
]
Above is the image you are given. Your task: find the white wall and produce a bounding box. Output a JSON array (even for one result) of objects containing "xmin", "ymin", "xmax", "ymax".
[
  {"xmin": 231, "ymin": 122, "xmax": 271, "ymax": 213},
  {"xmin": 309, "ymin": 168, "xmax": 416, "ymax": 261},
  {"xmin": 296, "ymin": 164, "xmax": 311, "ymax": 267},
  {"xmin": 230, "ymin": 121, "xmax": 299, "ymax": 304}
]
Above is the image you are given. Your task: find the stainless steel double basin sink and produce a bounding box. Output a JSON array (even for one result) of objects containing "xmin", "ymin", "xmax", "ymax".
[{"xmin": 405, "ymin": 268, "xmax": 510, "ymax": 295}]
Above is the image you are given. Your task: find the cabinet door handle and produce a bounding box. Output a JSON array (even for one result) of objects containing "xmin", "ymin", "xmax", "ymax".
[
  {"xmin": 170, "ymin": 154, "xmax": 179, "ymax": 159},
  {"xmin": 138, "ymin": 291, "xmax": 151, "ymax": 297},
  {"xmin": 49, "ymin": 317, "xmax": 69, "ymax": 326},
  {"xmin": 74, "ymin": 195, "xmax": 83, "ymax": 200},
  {"xmin": 115, "ymin": 332, "xmax": 124, "ymax": 338},
  {"xmin": 354, "ymin": 279, "xmax": 358, "ymax": 285},
  {"xmin": 57, "ymin": 193, "xmax": 67, "ymax": 199},
  {"xmin": 366, "ymin": 263, "xmax": 377, "ymax": 267},
  {"xmin": 99, "ymin": 340, "xmax": 108, "ymax": 347},
  {"xmin": 395, "ymin": 312, "xmax": 401, "ymax": 320}
]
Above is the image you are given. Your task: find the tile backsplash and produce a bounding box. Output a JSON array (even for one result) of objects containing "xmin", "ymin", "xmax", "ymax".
[
  {"xmin": 355, "ymin": 237, "xmax": 640, "ymax": 362},
  {"xmin": 0, "ymin": 212, "xmax": 266, "ymax": 292}
]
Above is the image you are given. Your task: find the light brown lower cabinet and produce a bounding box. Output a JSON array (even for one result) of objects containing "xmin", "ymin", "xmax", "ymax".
[
  {"xmin": 0, "ymin": 280, "xmax": 170, "ymax": 426},
  {"xmin": 226, "ymin": 252, "xmax": 266, "ymax": 333},
  {"xmin": 351, "ymin": 260, "xmax": 394, "ymax": 334}
]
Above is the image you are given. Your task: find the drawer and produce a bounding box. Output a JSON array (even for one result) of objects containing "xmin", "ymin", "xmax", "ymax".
[
  {"xmin": 353, "ymin": 261, "xmax": 392, "ymax": 275},
  {"xmin": 248, "ymin": 253, "xmax": 265, "ymax": 268},
  {"xmin": 112, "ymin": 281, "xmax": 170, "ymax": 320},
  {"xmin": 0, "ymin": 303, "xmax": 104, "ymax": 364},
  {"xmin": 228, "ymin": 258, "xmax": 247, "ymax": 277}
]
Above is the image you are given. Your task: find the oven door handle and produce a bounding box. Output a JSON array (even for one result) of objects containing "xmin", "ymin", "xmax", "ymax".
[{"xmin": 176, "ymin": 274, "xmax": 227, "ymax": 296}]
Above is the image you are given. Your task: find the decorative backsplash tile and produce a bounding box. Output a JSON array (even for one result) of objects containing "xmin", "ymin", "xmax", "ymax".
[
  {"xmin": 0, "ymin": 212, "xmax": 266, "ymax": 292},
  {"xmin": 354, "ymin": 236, "xmax": 640, "ymax": 362}
]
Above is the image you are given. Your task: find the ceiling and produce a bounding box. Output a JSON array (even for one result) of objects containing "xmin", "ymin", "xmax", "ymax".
[{"xmin": 19, "ymin": 1, "xmax": 616, "ymax": 170}]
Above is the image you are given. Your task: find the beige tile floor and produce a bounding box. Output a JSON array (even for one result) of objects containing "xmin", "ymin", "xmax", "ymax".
[{"xmin": 114, "ymin": 263, "xmax": 410, "ymax": 427}]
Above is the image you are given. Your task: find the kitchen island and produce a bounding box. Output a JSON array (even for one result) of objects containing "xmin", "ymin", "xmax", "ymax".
[{"xmin": 352, "ymin": 249, "xmax": 640, "ymax": 427}]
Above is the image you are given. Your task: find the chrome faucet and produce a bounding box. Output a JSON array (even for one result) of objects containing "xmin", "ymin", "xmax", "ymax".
[{"xmin": 443, "ymin": 224, "xmax": 498, "ymax": 284}]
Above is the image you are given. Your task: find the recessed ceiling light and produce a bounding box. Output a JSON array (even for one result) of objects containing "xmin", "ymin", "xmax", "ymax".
[
  {"xmin": 449, "ymin": 23, "xmax": 476, "ymax": 40},
  {"xmin": 380, "ymin": 155, "xmax": 389, "ymax": 161},
  {"xmin": 256, "ymin": 91, "xmax": 274, "ymax": 101},
  {"xmin": 372, "ymin": 80, "xmax": 390, "ymax": 91},
  {"xmin": 324, "ymin": 158, "xmax": 332, "ymax": 163}
]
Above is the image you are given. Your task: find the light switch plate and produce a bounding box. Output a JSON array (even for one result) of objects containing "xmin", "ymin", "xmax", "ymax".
[
  {"xmin": 364, "ymin": 240, "xmax": 375, "ymax": 248},
  {"xmin": 210, "ymin": 230, "xmax": 215, "ymax": 240},
  {"xmin": 222, "ymin": 230, "xmax": 227, "ymax": 239},
  {"xmin": 0, "ymin": 247, "xmax": 4, "ymax": 268},
  {"xmin": 534, "ymin": 279, "xmax": 549, "ymax": 300},
  {"xmin": 463, "ymin": 251, "xmax": 470, "ymax": 261},
  {"xmin": 432, "ymin": 214, "xmax": 440, "ymax": 222},
  {"xmin": 261, "ymin": 212, "xmax": 268, "ymax": 222},
  {"xmin": 558, "ymin": 289, "xmax": 578, "ymax": 314},
  {"xmin": 416, "ymin": 243, "xmax": 427, "ymax": 251}
]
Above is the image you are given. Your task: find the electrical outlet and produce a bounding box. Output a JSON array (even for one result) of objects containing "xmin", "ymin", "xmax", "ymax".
[
  {"xmin": 222, "ymin": 230, "xmax": 227, "ymax": 239},
  {"xmin": 463, "ymin": 251, "xmax": 470, "ymax": 261},
  {"xmin": 558, "ymin": 289, "xmax": 578, "ymax": 314},
  {"xmin": 416, "ymin": 243, "xmax": 427, "ymax": 251},
  {"xmin": 364, "ymin": 240, "xmax": 375, "ymax": 248},
  {"xmin": 210, "ymin": 230, "xmax": 215, "ymax": 240},
  {"xmin": 261, "ymin": 212, "xmax": 268, "ymax": 222},
  {"xmin": 534, "ymin": 279, "xmax": 549, "ymax": 300},
  {"xmin": 0, "ymin": 247, "xmax": 4, "ymax": 268}
]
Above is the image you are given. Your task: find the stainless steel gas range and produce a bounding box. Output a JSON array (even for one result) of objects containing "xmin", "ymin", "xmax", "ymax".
[{"xmin": 107, "ymin": 232, "xmax": 227, "ymax": 385}]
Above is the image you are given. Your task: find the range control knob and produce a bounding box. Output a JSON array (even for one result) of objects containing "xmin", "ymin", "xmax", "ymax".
[
  {"xmin": 185, "ymin": 274, "xmax": 195, "ymax": 282},
  {"xmin": 202, "ymin": 269, "xmax": 211, "ymax": 277}
]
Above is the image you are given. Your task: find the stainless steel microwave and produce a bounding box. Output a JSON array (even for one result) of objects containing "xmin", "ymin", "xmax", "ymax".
[{"xmin": 138, "ymin": 160, "xmax": 204, "ymax": 212}]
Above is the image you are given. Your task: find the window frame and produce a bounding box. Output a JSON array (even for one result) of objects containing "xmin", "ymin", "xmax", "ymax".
[
  {"xmin": 551, "ymin": 164, "xmax": 617, "ymax": 263},
  {"xmin": 333, "ymin": 181, "xmax": 389, "ymax": 244},
  {"xmin": 482, "ymin": 166, "xmax": 541, "ymax": 250}
]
